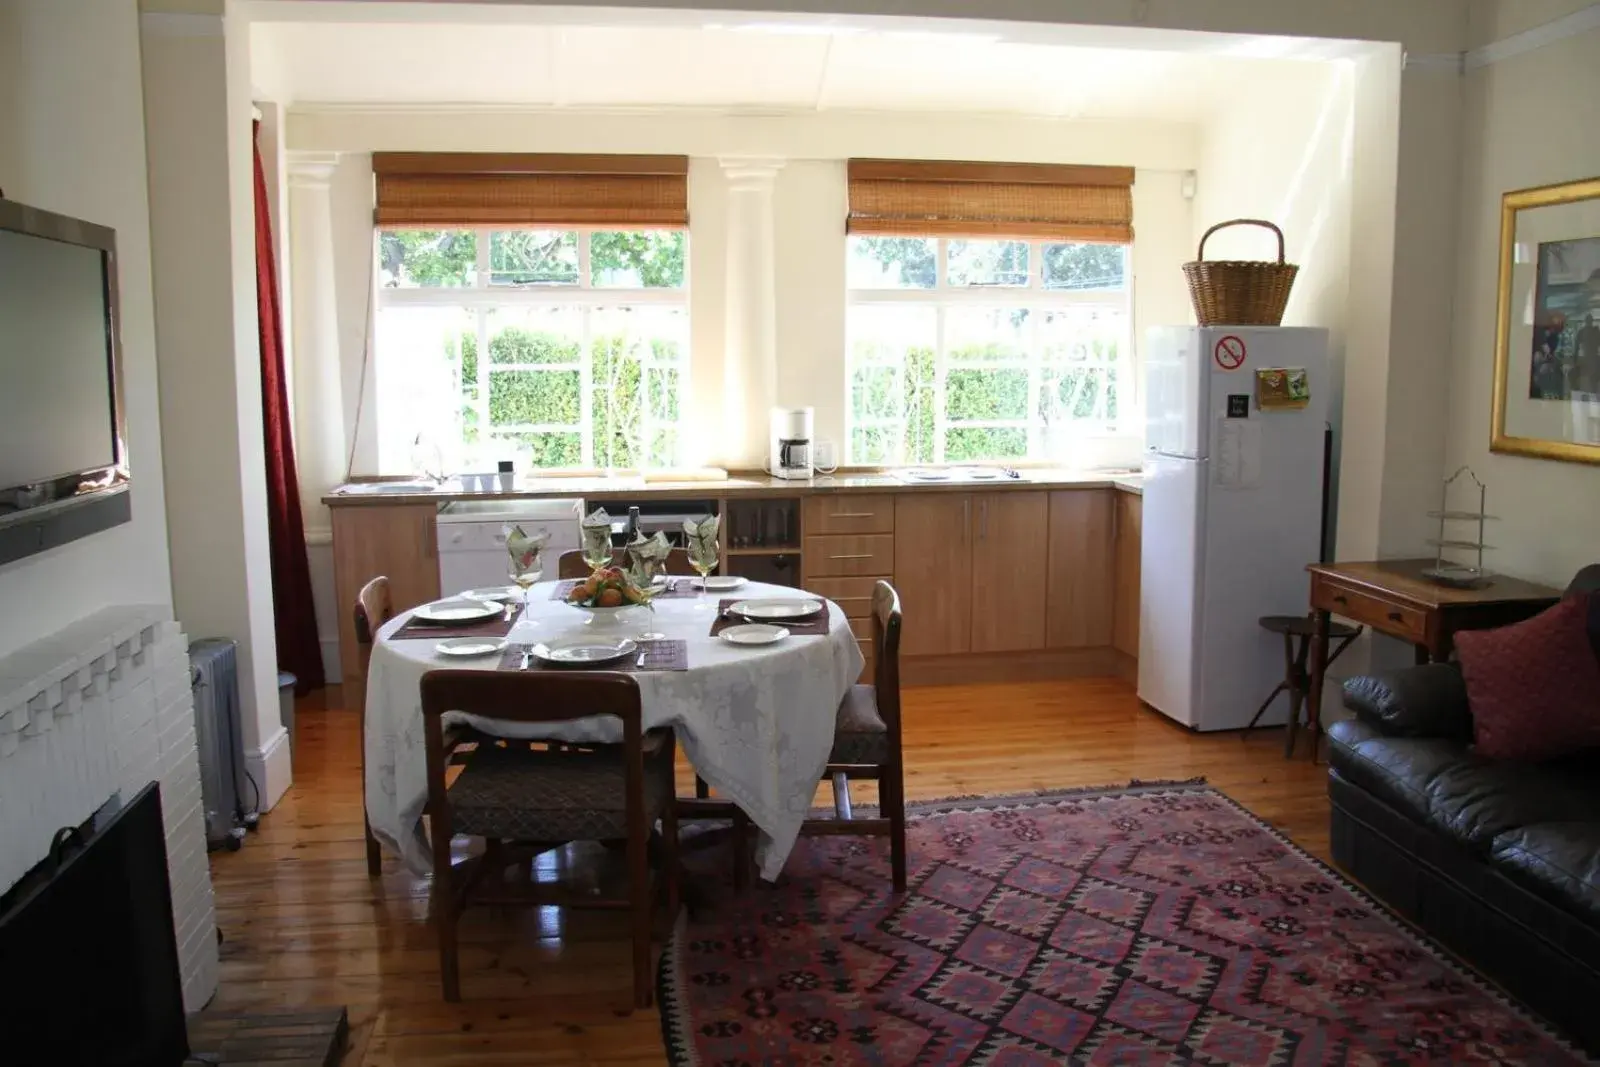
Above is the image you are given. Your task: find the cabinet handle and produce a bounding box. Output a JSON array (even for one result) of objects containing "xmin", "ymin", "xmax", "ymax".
[
  {"xmin": 829, "ymin": 553, "xmax": 874, "ymax": 561},
  {"xmin": 980, "ymin": 499, "xmax": 989, "ymax": 540},
  {"xmin": 830, "ymin": 511, "xmax": 875, "ymax": 519}
]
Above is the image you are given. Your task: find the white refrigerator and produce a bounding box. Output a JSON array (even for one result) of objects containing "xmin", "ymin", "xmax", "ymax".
[{"xmin": 1138, "ymin": 326, "xmax": 1330, "ymax": 731}]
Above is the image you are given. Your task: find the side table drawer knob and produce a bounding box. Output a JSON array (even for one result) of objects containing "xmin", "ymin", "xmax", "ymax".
[{"xmin": 1332, "ymin": 595, "xmax": 1348, "ymax": 605}]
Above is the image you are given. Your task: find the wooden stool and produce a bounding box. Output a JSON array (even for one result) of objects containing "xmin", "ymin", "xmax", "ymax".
[{"xmin": 1246, "ymin": 614, "xmax": 1361, "ymax": 758}]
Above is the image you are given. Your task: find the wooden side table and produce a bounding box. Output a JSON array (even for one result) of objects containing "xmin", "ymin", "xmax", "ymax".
[{"xmin": 1304, "ymin": 559, "xmax": 1561, "ymax": 754}]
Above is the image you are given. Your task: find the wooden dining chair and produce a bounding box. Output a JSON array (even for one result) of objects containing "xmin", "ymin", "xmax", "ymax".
[
  {"xmin": 557, "ymin": 547, "xmax": 695, "ymax": 580},
  {"xmin": 803, "ymin": 581, "xmax": 907, "ymax": 891},
  {"xmin": 353, "ymin": 575, "xmax": 393, "ymax": 877},
  {"xmin": 419, "ymin": 669, "xmax": 679, "ymax": 1008}
]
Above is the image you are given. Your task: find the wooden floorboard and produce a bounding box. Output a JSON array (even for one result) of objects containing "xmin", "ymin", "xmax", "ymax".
[{"xmin": 211, "ymin": 680, "xmax": 1331, "ymax": 1065}]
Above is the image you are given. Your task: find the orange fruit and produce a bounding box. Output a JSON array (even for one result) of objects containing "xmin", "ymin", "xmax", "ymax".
[{"xmin": 597, "ymin": 588, "xmax": 624, "ymax": 608}]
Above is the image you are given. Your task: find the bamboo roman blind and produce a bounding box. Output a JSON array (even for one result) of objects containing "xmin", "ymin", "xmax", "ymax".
[
  {"xmin": 372, "ymin": 153, "xmax": 690, "ymax": 228},
  {"xmin": 846, "ymin": 159, "xmax": 1134, "ymax": 242}
]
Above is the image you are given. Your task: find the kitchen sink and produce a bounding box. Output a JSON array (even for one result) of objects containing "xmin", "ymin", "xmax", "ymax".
[
  {"xmin": 892, "ymin": 466, "xmax": 1021, "ymax": 484},
  {"xmin": 335, "ymin": 481, "xmax": 439, "ymax": 495}
]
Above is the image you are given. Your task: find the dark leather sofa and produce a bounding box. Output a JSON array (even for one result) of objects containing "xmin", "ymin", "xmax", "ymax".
[{"xmin": 1327, "ymin": 568, "xmax": 1600, "ymax": 1055}]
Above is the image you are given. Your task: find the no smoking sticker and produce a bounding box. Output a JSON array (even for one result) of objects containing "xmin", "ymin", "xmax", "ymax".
[{"xmin": 1214, "ymin": 334, "xmax": 1247, "ymax": 371}]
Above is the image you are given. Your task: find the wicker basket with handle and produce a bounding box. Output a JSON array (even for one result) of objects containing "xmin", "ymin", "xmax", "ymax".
[{"xmin": 1182, "ymin": 218, "xmax": 1299, "ymax": 326}]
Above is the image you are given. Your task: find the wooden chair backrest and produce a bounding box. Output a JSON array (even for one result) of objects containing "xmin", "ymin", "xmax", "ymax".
[
  {"xmin": 352, "ymin": 576, "xmax": 393, "ymax": 710},
  {"xmin": 417, "ymin": 670, "xmax": 647, "ymax": 843},
  {"xmin": 870, "ymin": 580, "xmax": 903, "ymax": 735},
  {"xmin": 557, "ymin": 547, "xmax": 695, "ymax": 580}
]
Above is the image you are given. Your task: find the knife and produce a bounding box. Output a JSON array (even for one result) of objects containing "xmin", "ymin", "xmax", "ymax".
[{"xmin": 519, "ymin": 645, "xmax": 532, "ymax": 670}]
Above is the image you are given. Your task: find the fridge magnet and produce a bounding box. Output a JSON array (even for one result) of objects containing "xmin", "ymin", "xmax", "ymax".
[
  {"xmin": 1256, "ymin": 367, "xmax": 1310, "ymax": 410},
  {"xmin": 1213, "ymin": 334, "xmax": 1247, "ymax": 370},
  {"xmin": 1491, "ymin": 175, "xmax": 1600, "ymax": 465}
]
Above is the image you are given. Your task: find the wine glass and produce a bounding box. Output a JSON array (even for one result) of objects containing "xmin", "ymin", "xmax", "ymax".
[
  {"xmin": 508, "ymin": 546, "xmax": 543, "ymax": 606},
  {"xmin": 581, "ymin": 529, "xmax": 614, "ymax": 575},
  {"xmin": 688, "ymin": 538, "xmax": 720, "ymax": 609}
]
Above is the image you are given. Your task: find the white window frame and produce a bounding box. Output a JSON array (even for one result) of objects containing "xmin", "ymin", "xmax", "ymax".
[
  {"xmin": 376, "ymin": 227, "xmax": 688, "ymax": 470},
  {"xmin": 846, "ymin": 236, "xmax": 1131, "ymax": 466}
]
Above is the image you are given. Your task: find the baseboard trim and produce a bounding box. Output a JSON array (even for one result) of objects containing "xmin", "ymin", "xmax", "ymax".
[
  {"xmin": 902, "ymin": 646, "xmax": 1124, "ymax": 687},
  {"xmin": 245, "ymin": 726, "xmax": 292, "ymax": 813}
]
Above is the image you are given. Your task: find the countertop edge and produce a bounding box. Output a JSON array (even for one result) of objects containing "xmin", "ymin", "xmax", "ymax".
[{"xmin": 323, "ymin": 473, "xmax": 1144, "ymax": 507}]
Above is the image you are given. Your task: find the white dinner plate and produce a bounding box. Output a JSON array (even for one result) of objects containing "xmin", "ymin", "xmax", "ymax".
[
  {"xmin": 435, "ymin": 637, "xmax": 509, "ymax": 658},
  {"xmin": 532, "ymin": 637, "xmax": 639, "ymax": 667},
  {"xmin": 719, "ymin": 623, "xmax": 789, "ymax": 646},
  {"xmin": 727, "ymin": 598, "xmax": 823, "ymax": 621},
  {"xmin": 697, "ymin": 575, "xmax": 748, "ymax": 592},
  {"xmin": 461, "ymin": 586, "xmax": 518, "ymax": 603},
  {"xmin": 412, "ymin": 599, "xmax": 503, "ymax": 625}
]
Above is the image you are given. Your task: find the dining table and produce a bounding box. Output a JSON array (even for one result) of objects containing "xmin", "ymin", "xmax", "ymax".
[{"xmin": 363, "ymin": 579, "xmax": 864, "ymax": 882}]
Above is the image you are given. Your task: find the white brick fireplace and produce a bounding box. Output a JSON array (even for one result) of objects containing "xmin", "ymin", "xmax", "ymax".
[{"xmin": 0, "ymin": 605, "xmax": 219, "ymax": 1010}]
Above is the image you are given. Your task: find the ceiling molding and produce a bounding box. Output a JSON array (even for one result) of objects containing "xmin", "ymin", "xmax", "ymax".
[
  {"xmin": 1401, "ymin": 51, "xmax": 1462, "ymax": 74},
  {"xmin": 1465, "ymin": 2, "xmax": 1600, "ymax": 70}
]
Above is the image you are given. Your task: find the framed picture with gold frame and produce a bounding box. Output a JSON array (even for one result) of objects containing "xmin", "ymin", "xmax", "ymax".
[{"xmin": 1491, "ymin": 176, "xmax": 1600, "ymax": 464}]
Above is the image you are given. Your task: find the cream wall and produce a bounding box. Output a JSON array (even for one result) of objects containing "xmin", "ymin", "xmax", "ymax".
[
  {"xmin": 1446, "ymin": 7, "xmax": 1600, "ymax": 587},
  {"xmin": 0, "ymin": 0, "xmax": 175, "ymax": 654}
]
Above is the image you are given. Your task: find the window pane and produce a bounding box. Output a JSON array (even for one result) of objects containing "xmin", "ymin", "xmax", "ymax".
[
  {"xmin": 649, "ymin": 428, "xmax": 680, "ymax": 468},
  {"xmin": 1038, "ymin": 307, "xmax": 1125, "ymax": 364},
  {"xmin": 847, "ymin": 236, "xmax": 936, "ymax": 289},
  {"xmin": 374, "ymin": 306, "xmax": 475, "ymax": 472},
  {"xmin": 1042, "ymin": 243, "xmax": 1127, "ymax": 291},
  {"xmin": 947, "ymin": 307, "xmax": 1029, "ymax": 362},
  {"xmin": 1041, "ymin": 366, "xmax": 1115, "ymax": 423},
  {"xmin": 590, "ymin": 307, "xmax": 688, "ymax": 470},
  {"xmin": 489, "ymin": 230, "xmax": 578, "ymax": 287},
  {"xmin": 848, "ymin": 305, "xmax": 936, "ymax": 465},
  {"xmin": 851, "ymin": 426, "xmax": 900, "ymax": 465},
  {"xmin": 946, "ymin": 368, "xmax": 1029, "ymax": 421},
  {"xmin": 946, "ymin": 427, "xmax": 1027, "ymax": 461},
  {"xmin": 486, "ymin": 307, "xmax": 582, "ymax": 365},
  {"xmin": 591, "ymin": 231, "xmax": 686, "ymax": 288},
  {"xmin": 489, "ymin": 370, "xmax": 581, "ymax": 425},
  {"xmin": 492, "ymin": 431, "xmax": 582, "ymax": 468},
  {"xmin": 378, "ymin": 231, "xmax": 476, "ymax": 288},
  {"xmin": 947, "ymin": 240, "xmax": 1028, "ymax": 287}
]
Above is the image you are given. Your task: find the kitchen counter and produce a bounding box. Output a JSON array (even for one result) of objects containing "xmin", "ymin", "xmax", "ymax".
[{"xmin": 324, "ymin": 469, "xmax": 1143, "ymax": 506}]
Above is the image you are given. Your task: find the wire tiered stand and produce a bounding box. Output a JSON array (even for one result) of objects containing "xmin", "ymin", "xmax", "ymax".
[{"xmin": 1422, "ymin": 466, "xmax": 1494, "ymax": 589}]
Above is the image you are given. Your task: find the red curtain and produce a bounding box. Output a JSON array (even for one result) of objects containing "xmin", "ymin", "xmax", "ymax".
[{"xmin": 254, "ymin": 121, "xmax": 325, "ymax": 692}]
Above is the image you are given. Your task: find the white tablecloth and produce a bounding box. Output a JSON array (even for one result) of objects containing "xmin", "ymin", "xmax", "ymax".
[{"xmin": 364, "ymin": 580, "xmax": 863, "ymax": 881}]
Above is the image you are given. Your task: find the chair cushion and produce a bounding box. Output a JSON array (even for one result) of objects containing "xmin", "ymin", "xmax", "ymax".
[
  {"xmin": 1455, "ymin": 593, "xmax": 1600, "ymax": 762},
  {"xmin": 447, "ymin": 732, "xmax": 674, "ymax": 842},
  {"xmin": 1492, "ymin": 822, "xmax": 1600, "ymax": 926},
  {"xmin": 829, "ymin": 684, "xmax": 889, "ymax": 766}
]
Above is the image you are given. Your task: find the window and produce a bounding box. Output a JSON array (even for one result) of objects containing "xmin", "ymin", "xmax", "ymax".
[
  {"xmin": 374, "ymin": 228, "xmax": 688, "ymax": 472},
  {"xmin": 846, "ymin": 236, "xmax": 1130, "ymax": 465}
]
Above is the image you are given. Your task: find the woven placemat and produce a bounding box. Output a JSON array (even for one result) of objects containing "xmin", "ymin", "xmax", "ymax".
[
  {"xmin": 497, "ymin": 639, "xmax": 689, "ymax": 672},
  {"xmin": 392, "ymin": 606, "xmax": 519, "ymax": 641},
  {"xmin": 709, "ymin": 599, "xmax": 828, "ymax": 637}
]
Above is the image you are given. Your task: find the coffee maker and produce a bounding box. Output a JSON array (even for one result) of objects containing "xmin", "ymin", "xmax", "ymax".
[{"xmin": 768, "ymin": 407, "xmax": 814, "ymax": 480}]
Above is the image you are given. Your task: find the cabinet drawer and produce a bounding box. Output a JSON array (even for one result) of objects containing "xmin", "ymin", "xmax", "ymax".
[
  {"xmin": 803, "ymin": 495, "xmax": 896, "ymax": 536},
  {"xmin": 1314, "ymin": 578, "xmax": 1427, "ymax": 643},
  {"xmin": 806, "ymin": 576, "xmax": 883, "ymax": 618},
  {"xmin": 804, "ymin": 534, "xmax": 895, "ymax": 577}
]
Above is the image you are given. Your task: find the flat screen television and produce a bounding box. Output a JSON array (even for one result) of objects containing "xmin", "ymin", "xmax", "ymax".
[
  {"xmin": 0, "ymin": 783, "xmax": 189, "ymax": 1066},
  {"xmin": 0, "ymin": 197, "xmax": 131, "ymax": 566}
]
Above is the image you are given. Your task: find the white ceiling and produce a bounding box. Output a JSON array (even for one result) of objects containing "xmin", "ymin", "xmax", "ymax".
[{"xmin": 249, "ymin": 5, "xmax": 1352, "ymax": 121}]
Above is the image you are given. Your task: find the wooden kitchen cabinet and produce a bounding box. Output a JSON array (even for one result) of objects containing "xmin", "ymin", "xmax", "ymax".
[
  {"xmin": 893, "ymin": 494, "xmax": 973, "ymax": 656},
  {"xmin": 331, "ymin": 503, "xmax": 442, "ymax": 697},
  {"xmin": 1046, "ymin": 490, "xmax": 1115, "ymax": 649},
  {"xmin": 1112, "ymin": 491, "xmax": 1143, "ymax": 659},
  {"xmin": 970, "ymin": 491, "xmax": 1049, "ymax": 653}
]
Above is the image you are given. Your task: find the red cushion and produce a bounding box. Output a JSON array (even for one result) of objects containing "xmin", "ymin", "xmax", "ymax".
[{"xmin": 1455, "ymin": 593, "xmax": 1600, "ymax": 762}]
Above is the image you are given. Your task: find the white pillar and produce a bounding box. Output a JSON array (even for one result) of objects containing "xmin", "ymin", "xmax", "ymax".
[
  {"xmin": 286, "ymin": 152, "xmax": 347, "ymax": 539},
  {"xmin": 720, "ymin": 158, "xmax": 785, "ymax": 469},
  {"xmin": 141, "ymin": 3, "xmax": 288, "ymax": 816}
]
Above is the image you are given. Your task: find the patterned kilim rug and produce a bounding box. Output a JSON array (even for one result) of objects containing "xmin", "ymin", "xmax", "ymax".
[{"xmin": 659, "ymin": 782, "xmax": 1586, "ymax": 1065}]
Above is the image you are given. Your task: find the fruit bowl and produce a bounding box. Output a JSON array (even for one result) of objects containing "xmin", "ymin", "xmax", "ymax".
[{"xmin": 564, "ymin": 566, "xmax": 652, "ymax": 626}]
